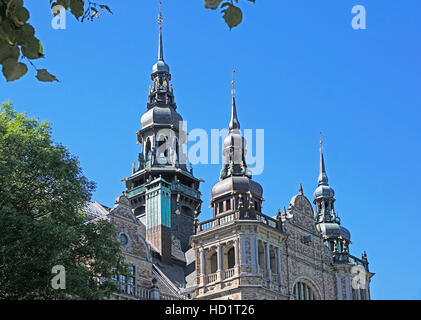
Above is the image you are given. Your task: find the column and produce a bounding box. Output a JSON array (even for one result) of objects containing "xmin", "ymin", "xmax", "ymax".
[
  {"xmin": 256, "ymin": 238, "xmax": 260, "ymax": 273},
  {"xmin": 336, "ymin": 275, "xmax": 342, "ymax": 300},
  {"xmin": 305, "ymin": 285, "xmax": 310, "ymax": 300},
  {"xmin": 277, "ymin": 247, "xmax": 283, "ymax": 284},
  {"xmin": 217, "ymin": 244, "xmax": 223, "ymax": 271},
  {"xmin": 266, "ymin": 242, "xmax": 271, "ymax": 280},
  {"xmin": 357, "ymin": 287, "xmax": 361, "ymax": 300},
  {"xmin": 300, "ymin": 282, "xmax": 304, "ymax": 300},
  {"xmin": 200, "ymin": 249, "xmax": 206, "ymax": 275},
  {"xmin": 234, "ymin": 238, "xmax": 239, "ymax": 267},
  {"xmin": 345, "ymin": 276, "xmax": 351, "ymax": 300}
]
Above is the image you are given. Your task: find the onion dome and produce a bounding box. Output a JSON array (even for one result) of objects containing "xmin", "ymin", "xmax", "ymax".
[
  {"xmin": 313, "ymin": 151, "xmax": 335, "ymax": 199},
  {"xmin": 141, "ymin": 106, "xmax": 183, "ymax": 130},
  {"xmin": 211, "ymin": 176, "xmax": 263, "ymax": 199},
  {"xmin": 211, "ymin": 74, "xmax": 263, "ymax": 204}
]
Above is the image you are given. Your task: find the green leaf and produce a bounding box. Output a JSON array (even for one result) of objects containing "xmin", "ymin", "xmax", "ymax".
[
  {"xmin": 56, "ymin": 0, "xmax": 71, "ymax": 9},
  {"xmin": 21, "ymin": 37, "xmax": 43, "ymax": 60},
  {"xmin": 70, "ymin": 0, "xmax": 84, "ymax": 19},
  {"xmin": 0, "ymin": 41, "xmax": 19, "ymax": 64},
  {"xmin": 221, "ymin": 3, "xmax": 243, "ymax": 29},
  {"xmin": 15, "ymin": 23, "xmax": 35, "ymax": 46},
  {"xmin": 6, "ymin": 0, "xmax": 24, "ymax": 17},
  {"xmin": 2, "ymin": 58, "xmax": 28, "ymax": 81},
  {"xmin": 36, "ymin": 69, "xmax": 58, "ymax": 82},
  {"xmin": 13, "ymin": 6, "xmax": 30, "ymax": 25},
  {"xmin": 205, "ymin": 0, "xmax": 223, "ymax": 10}
]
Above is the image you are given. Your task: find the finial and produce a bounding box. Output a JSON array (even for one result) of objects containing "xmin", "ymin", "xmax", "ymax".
[
  {"xmin": 320, "ymin": 131, "xmax": 323, "ymax": 153},
  {"xmin": 276, "ymin": 208, "xmax": 281, "ymax": 220},
  {"xmin": 318, "ymin": 132, "xmax": 328, "ymax": 186},
  {"xmin": 228, "ymin": 70, "xmax": 240, "ymax": 131},
  {"xmin": 158, "ymin": 1, "xmax": 163, "ymax": 30},
  {"xmin": 299, "ymin": 183, "xmax": 303, "ymax": 195},
  {"xmin": 231, "ymin": 70, "xmax": 236, "ymax": 96}
]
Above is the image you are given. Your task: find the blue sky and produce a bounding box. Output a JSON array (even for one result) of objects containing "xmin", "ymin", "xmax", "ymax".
[{"xmin": 1, "ymin": 0, "xmax": 421, "ymax": 299}]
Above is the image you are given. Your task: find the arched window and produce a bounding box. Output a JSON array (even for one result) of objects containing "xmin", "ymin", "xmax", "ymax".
[
  {"xmin": 210, "ymin": 253, "xmax": 218, "ymax": 274},
  {"xmin": 227, "ymin": 247, "xmax": 235, "ymax": 269},
  {"xmin": 145, "ymin": 138, "xmax": 152, "ymax": 164},
  {"xmin": 293, "ymin": 280, "xmax": 318, "ymax": 300}
]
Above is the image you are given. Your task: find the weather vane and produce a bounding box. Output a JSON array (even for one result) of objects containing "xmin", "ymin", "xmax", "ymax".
[
  {"xmin": 320, "ymin": 131, "xmax": 323, "ymax": 153},
  {"xmin": 231, "ymin": 70, "xmax": 236, "ymax": 96},
  {"xmin": 158, "ymin": 1, "xmax": 163, "ymax": 30}
]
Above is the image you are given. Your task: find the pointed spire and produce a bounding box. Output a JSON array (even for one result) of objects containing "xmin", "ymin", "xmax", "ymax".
[
  {"xmin": 152, "ymin": 1, "xmax": 169, "ymax": 74},
  {"xmin": 318, "ymin": 132, "xmax": 328, "ymax": 186},
  {"xmin": 229, "ymin": 70, "xmax": 240, "ymax": 131},
  {"xmin": 299, "ymin": 183, "xmax": 303, "ymax": 195},
  {"xmin": 158, "ymin": 28, "xmax": 164, "ymax": 61},
  {"xmin": 158, "ymin": 1, "xmax": 164, "ymax": 61}
]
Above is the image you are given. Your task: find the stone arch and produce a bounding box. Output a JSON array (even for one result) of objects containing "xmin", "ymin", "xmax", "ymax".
[
  {"xmin": 223, "ymin": 244, "xmax": 236, "ymax": 270},
  {"xmin": 206, "ymin": 249, "xmax": 218, "ymax": 274},
  {"xmin": 156, "ymin": 133, "xmax": 168, "ymax": 162},
  {"xmin": 257, "ymin": 241, "xmax": 266, "ymax": 270},
  {"xmin": 292, "ymin": 276, "xmax": 321, "ymax": 300}
]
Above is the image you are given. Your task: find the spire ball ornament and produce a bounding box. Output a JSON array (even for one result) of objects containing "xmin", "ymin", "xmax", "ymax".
[{"xmin": 231, "ymin": 70, "xmax": 236, "ymax": 96}]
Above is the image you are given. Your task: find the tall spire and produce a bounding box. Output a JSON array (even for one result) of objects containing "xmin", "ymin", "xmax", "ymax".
[
  {"xmin": 313, "ymin": 133, "xmax": 351, "ymax": 259},
  {"xmin": 229, "ymin": 70, "xmax": 240, "ymax": 131},
  {"xmin": 158, "ymin": 28, "xmax": 164, "ymax": 61},
  {"xmin": 152, "ymin": 1, "xmax": 169, "ymax": 74},
  {"xmin": 158, "ymin": 1, "xmax": 164, "ymax": 61},
  {"xmin": 318, "ymin": 132, "xmax": 328, "ymax": 186}
]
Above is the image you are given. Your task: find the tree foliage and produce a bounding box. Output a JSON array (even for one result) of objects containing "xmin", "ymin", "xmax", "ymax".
[
  {"xmin": 204, "ymin": 0, "xmax": 255, "ymax": 29},
  {"xmin": 0, "ymin": 1, "xmax": 253, "ymax": 83},
  {"xmin": 0, "ymin": 0, "xmax": 112, "ymax": 82},
  {"xmin": 0, "ymin": 101, "xmax": 128, "ymax": 299}
]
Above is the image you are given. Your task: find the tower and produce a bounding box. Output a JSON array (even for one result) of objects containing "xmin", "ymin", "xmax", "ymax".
[
  {"xmin": 313, "ymin": 134, "xmax": 351, "ymax": 263},
  {"xmin": 211, "ymin": 72, "xmax": 264, "ymax": 218},
  {"xmin": 313, "ymin": 135, "xmax": 374, "ymax": 300},
  {"xmin": 124, "ymin": 7, "xmax": 202, "ymax": 264},
  {"xmin": 191, "ymin": 76, "xmax": 286, "ymax": 300}
]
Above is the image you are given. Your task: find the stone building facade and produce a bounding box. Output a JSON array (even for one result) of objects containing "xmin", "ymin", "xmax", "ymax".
[{"xmin": 85, "ymin": 20, "xmax": 374, "ymax": 300}]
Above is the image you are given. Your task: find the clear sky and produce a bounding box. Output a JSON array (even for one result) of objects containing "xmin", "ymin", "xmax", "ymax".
[{"xmin": 1, "ymin": 0, "xmax": 421, "ymax": 300}]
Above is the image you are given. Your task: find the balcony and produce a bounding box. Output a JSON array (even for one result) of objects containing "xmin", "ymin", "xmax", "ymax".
[
  {"xmin": 206, "ymin": 272, "xmax": 218, "ymax": 284},
  {"xmin": 171, "ymin": 183, "xmax": 201, "ymax": 199},
  {"xmin": 197, "ymin": 210, "xmax": 282, "ymax": 233},
  {"xmin": 117, "ymin": 283, "xmax": 151, "ymax": 300},
  {"xmin": 126, "ymin": 185, "xmax": 145, "ymax": 198},
  {"xmin": 224, "ymin": 268, "xmax": 236, "ymax": 279}
]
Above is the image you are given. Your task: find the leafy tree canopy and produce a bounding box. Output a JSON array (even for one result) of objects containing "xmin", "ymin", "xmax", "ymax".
[
  {"xmin": 0, "ymin": 1, "xmax": 254, "ymax": 82},
  {"xmin": 0, "ymin": 101, "xmax": 128, "ymax": 299}
]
